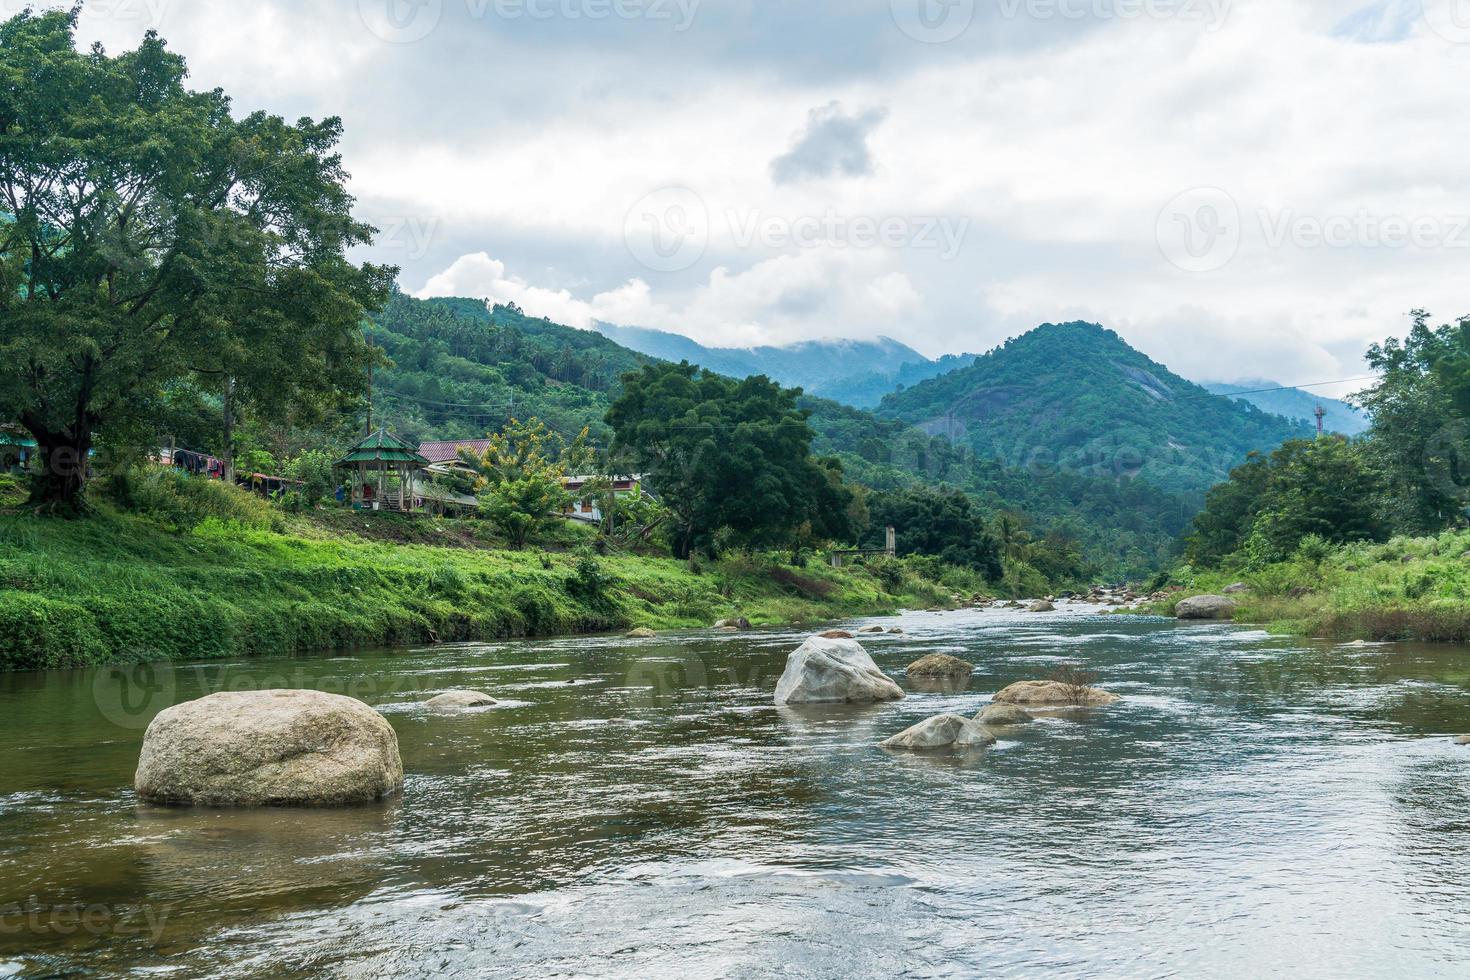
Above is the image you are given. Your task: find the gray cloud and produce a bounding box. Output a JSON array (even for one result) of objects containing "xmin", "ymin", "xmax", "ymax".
[{"xmin": 770, "ymin": 103, "xmax": 888, "ymax": 185}]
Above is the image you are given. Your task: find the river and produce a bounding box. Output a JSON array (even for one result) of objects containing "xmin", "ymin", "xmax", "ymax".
[{"xmin": 2, "ymin": 604, "xmax": 1469, "ymax": 978}]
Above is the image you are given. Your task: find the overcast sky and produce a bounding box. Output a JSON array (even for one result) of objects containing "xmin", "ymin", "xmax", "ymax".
[{"xmin": 67, "ymin": 0, "xmax": 1470, "ymax": 393}]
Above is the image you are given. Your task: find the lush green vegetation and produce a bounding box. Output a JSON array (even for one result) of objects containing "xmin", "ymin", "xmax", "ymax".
[
  {"xmin": 0, "ymin": 9, "xmax": 390, "ymax": 511},
  {"xmin": 1157, "ymin": 311, "xmax": 1470, "ymax": 642},
  {"xmin": 876, "ymin": 321, "xmax": 1311, "ymax": 496},
  {"xmin": 0, "ymin": 479, "xmax": 975, "ymax": 671}
]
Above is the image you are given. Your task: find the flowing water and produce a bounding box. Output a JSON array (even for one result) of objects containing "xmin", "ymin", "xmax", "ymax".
[{"xmin": 2, "ymin": 605, "xmax": 1470, "ymax": 978}]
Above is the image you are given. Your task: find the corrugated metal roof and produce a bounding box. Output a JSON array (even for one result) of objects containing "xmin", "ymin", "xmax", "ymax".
[
  {"xmin": 418, "ymin": 439, "xmax": 493, "ymax": 464},
  {"xmin": 335, "ymin": 429, "xmax": 430, "ymax": 468}
]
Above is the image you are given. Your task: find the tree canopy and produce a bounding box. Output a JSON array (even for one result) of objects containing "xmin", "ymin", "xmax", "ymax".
[{"xmin": 0, "ymin": 9, "xmax": 392, "ymax": 511}]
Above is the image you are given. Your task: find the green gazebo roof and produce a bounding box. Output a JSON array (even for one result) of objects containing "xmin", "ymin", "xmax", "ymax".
[{"xmin": 335, "ymin": 429, "xmax": 430, "ymax": 468}]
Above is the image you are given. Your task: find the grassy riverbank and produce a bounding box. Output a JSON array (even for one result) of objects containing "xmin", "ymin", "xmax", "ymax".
[
  {"xmin": 1140, "ymin": 528, "xmax": 1470, "ymax": 642},
  {"xmin": 0, "ymin": 477, "xmax": 966, "ymax": 671}
]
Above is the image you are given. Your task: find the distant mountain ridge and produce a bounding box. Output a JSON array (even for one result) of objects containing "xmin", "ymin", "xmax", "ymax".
[
  {"xmin": 591, "ymin": 322, "xmax": 963, "ymax": 406},
  {"xmin": 874, "ymin": 321, "xmax": 1313, "ymax": 495},
  {"xmin": 1204, "ymin": 380, "xmax": 1368, "ymax": 436}
]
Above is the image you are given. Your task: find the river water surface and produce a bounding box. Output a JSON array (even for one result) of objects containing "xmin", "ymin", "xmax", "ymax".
[{"xmin": 3, "ymin": 605, "xmax": 1470, "ymax": 978}]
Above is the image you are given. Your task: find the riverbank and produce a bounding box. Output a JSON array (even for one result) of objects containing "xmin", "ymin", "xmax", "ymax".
[
  {"xmin": 1136, "ymin": 527, "xmax": 1470, "ymax": 642},
  {"xmin": 0, "ymin": 496, "xmax": 963, "ymax": 672}
]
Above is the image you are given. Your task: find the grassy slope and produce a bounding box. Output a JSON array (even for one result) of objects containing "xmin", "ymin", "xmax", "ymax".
[
  {"xmin": 1140, "ymin": 529, "xmax": 1470, "ymax": 642},
  {"xmin": 0, "ymin": 493, "xmax": 957, "ymax": 672}
]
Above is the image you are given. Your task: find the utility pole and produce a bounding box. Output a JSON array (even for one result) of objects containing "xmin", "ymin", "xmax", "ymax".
[{"xmin": 1315, "ymin": 404, "xmax": 1326, "ymax": 436}]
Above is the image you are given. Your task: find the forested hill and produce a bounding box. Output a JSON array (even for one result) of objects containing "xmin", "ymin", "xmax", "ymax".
[
  {"xmin": 876, "ymin": 321, "xmax": 1313, "ymax": 495},
  {"xmin": 368, "ymin": 295, "xmax": 1196, "ymax": 578}
]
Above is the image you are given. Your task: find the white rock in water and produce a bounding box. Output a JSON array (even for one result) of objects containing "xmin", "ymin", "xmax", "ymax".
[
  {"xmin": 975, "ymin": 703, "xmax": 1035, "ymax": 726},
  {"xmin": 134, "ymin": 690, "xmax": 403, "ymax": 808},
  {"xmin": 881, "ymin": 714, "xmax": 996, "ymax": 751},
  {"xmin": 426, "ymin": 690, "xmax": 498, "ymax": 708},
  {"xmin": 774, "ymin": 635, "xmax": 905, "ymax": 705}
]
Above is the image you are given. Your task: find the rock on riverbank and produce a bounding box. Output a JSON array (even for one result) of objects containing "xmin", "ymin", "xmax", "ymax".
[{"xmin": 1176, "ymin": 595, "xmax": 1237, "ymax": 620}]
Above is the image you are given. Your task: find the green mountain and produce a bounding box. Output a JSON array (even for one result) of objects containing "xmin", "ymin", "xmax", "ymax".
[
  {"xmin": 1204, "ymin": 381, "xmax": 1368, "ymax": 436},
  {"xmin": 366, "ymin": 297, "xmax": 1199, "ymax": 578},
  {"xmin": 876, "ymin": 321, "xmax": 1313, "ymax": 496},
  {"xmin": 592, "ymin": 321, "xmax": 954, "ymax": 407}
]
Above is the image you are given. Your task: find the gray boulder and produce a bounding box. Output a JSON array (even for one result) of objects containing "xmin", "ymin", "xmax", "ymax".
[
  {"xmin": 881, "ymin": 714, "xmax": 996, "ymax": 751},
  {"xmin": 992, "ymin": 680, "xmax": 1121, "ymax": 707},
  {"xmin": 975, "ymin": 703, "xmax": 1035, "ymax": 726},
  {"xmin": 1028, "ymin": 600, "xmax": 1055, "ymax": 613},
  {"xmin": 774, "ymin": 635, "xmax": 905, "ymax": 705},
  {"xmin": 1222, "ymin": 582, "xmax": 1251, "ymax": 595},
  {"xmin": 1176, "ymin": 595, "xmax": 1237, "ymax": 620},
  {"xmin": 906, "ymin": 653, "xmax": 974, "ymax": 679},
  {"xmin": 1456, "ymin": 735, "xmax": 1470, "ymax": 746},
  {"xmin": 135, "ymin": 690, "xmax": 403, "ymax": 808},
  {"xmin": 626, "ymin": 628, "xmax": 657, "ymax": 638},
  {"xmin": 714, "ymin": 617, "xmax": 752, "ymax": 630},
  {"xmin": 426, "ymin": 690, "xmax": 498, "ymax": 709}
]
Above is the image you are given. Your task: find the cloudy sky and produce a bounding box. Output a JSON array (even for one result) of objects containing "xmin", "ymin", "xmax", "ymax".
[{"xmin": 67, "ymin": 0, "xmax": 1470, "ymax": 393}]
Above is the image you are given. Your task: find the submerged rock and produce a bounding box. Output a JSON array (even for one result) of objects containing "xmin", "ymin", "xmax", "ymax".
[
  {"xmin": 992, "ymin": 680, "xmax": 1121, "ymax": 707},
  {"xmin": 626, "ymin": 628, "xmax": 658, "ymax": 638},
  {"xmin": 881, "ymin": 714, "xmax": 995, "ymax": 751},
  {"xmin": 859, "ymin": 625, "xmax": 886, "ymax": 634},
  {"xmin": 135, "ymin": 690, "xmax": 403, "ymax": 808},
  {"xmin": 888, "ymin": 627, "xmax": 905, "ymax": 635},
  {"xmin": 820, "ymin": 630, "xmax": 855, "ymax": 640},
  {"xmin": 1176, "ymin": 595, "xmax": 1237, "ymax": 620},
  {"xmin": 427, "ymin": 690, "xmax": 498, "ymax": 709},
  {"xmin": 975, "ymin": 703, "xmax": 1035, "ymax": 726},
  {"xmin": 774, "ymin": 635, "xmax": 905, "ymax": 705},
  {"xmin": 714, "ymin": 617, "xmax": 752, "ymax": 631},
  {"xmin": 906, "ymin": 654, "xmax": 974, "ymax": 679},
  {"xmin": 1028, "ymin": 600, "xmax": 1055, "ymax": 613}
]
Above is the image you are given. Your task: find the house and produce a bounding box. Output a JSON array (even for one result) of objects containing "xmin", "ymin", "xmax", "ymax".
[{"xmin": 562, "ymin": 475, "xmax": 644, "ymax": 524}]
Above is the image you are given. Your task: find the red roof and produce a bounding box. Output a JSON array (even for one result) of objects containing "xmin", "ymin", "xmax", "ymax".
[{"xmin": 418, "ymin": 439, "xmax": 493, "ymax": 465}]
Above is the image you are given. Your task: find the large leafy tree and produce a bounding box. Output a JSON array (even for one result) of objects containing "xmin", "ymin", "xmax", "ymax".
[
  {"xmin": 0, "ymin": 10, "xmax": 392, "ymax": 512},
  {"xmin": 459, "ymin": 417, "xmax": 589, "ymax": 549},
  {"xmin": 865, "ymin": 485, "xmax": 1003, "ymax": 579},
  {"xmin": 607, "ymin": 362, "xmax": 835, "ymax": 558},
  {"xmin": 1354, "ymin": 311, "xmax": 1470, "ymax": 534}
]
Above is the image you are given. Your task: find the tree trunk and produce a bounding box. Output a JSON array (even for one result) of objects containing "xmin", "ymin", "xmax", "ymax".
[
  {"xmin": 24, "ymin": 423, "xmax": 93, "ymax": 516},
  {"xmin": 222, "ymin": 376, "xmax": 236, "ymax": 484}
]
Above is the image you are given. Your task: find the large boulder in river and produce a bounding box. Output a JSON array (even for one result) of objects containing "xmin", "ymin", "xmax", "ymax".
[
  {"xmin": 906, "ymin": 654, "xmax": 974, "ymax": 679},
  {"xmin": 774, "ymin": 635, "xmax": 905, "ymax": 705},
  {"xmin": 1028, "ymin": 600, "xmax": 1055, "ymax": 613},
  {"xmin": 135, "ymin": 690, "xmax": 403, "ymax": 807},
  {"xmin": 1176, "ymin": 595, "xmax": 1237, "ymax": 620},
  {"xmin": 992, "ymin": 680, "xmax": 1121, "ymax": 707},
  {"xmin": 426, "ymin": 690, "xmax": 497, "ymax": 709},
  {"xmin": 881, "ymin": 714, "xmax": 995, "ymax": 751},
  {"xmin": 975, "ymin": 703, "xmax": 1035, "ymax": 726},
  {"xmin": 626, "ymin": 628, "xmax": 657, "ymax": 638}
]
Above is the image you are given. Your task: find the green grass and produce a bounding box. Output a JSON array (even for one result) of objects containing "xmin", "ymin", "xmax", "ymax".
[
  {"xmin": 0, "ymin": 490, "xmax": 958, "ymax": 671},
  {"xmin": 1136, "ymin": 528, "xmax": 1470, "ymax": 642}
]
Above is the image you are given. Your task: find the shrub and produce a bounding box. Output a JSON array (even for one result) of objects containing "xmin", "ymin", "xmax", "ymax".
[
  {"xmin": 0, "ymin": 592, "xmax": 105, "ymax": 669},
  {"xmin": 106, "ymin": 466, "xmax": 273, "ymax": 532}
]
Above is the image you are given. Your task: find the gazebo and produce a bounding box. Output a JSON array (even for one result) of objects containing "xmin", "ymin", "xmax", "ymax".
[{"xmin": 335, "ymin": 429, "xmax": 430, "ymax": 512}]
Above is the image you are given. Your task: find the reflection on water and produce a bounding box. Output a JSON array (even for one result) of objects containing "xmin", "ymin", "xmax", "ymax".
[{"xmin": 2, "ymin": 606, "xmax": 1470, "ymax": 977}]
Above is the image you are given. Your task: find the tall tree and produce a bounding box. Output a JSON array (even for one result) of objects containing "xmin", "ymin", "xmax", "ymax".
[
  {"xmin": 0, "ymin": 10, "xmax": 392, "ymax": 512},
  {"xmin": 607, "ymin": 362, "xmax": 832, "ymax": 558}
]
